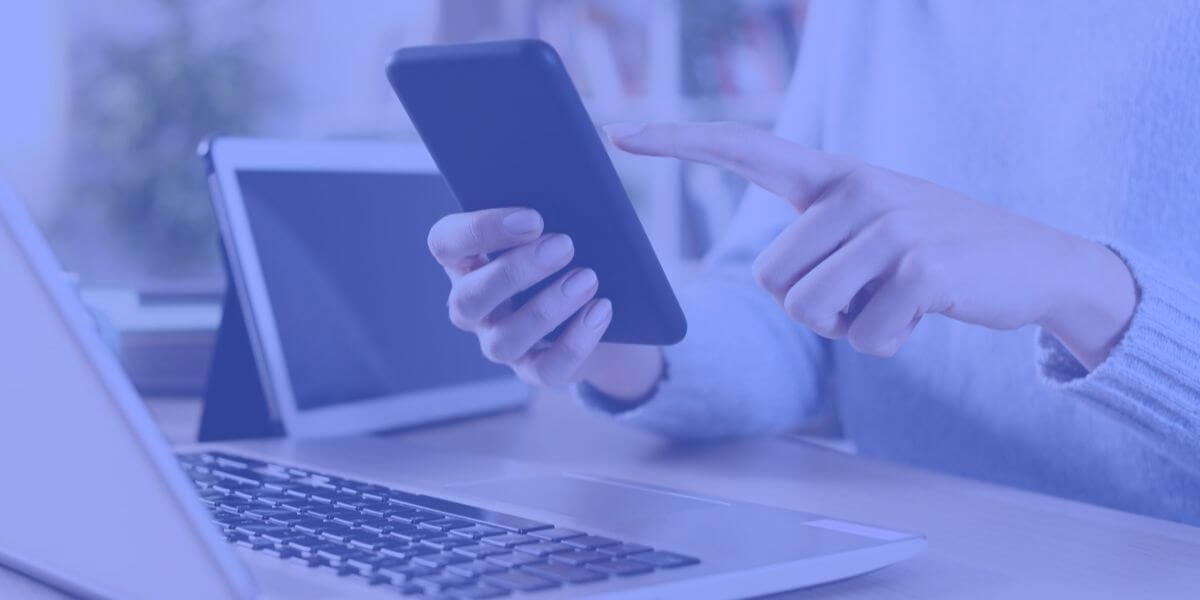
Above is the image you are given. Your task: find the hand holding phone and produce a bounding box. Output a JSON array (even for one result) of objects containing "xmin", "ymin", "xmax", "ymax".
[
  {"xmin": 426, "ymin": 205, "xmax": 665, "ymax": 395},
  {"xmin": 387, "ymin": 39, "xmax": 687, "ymax": 347}
]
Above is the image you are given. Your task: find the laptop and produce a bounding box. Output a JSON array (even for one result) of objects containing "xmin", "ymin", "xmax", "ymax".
[{"xmin": 0, "ymin": 185, "xmax": 925, "ymax": 599}]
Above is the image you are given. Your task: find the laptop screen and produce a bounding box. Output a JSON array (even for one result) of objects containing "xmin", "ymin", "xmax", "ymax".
[{"xmin": 235, "ymin": 169, "xmax": 508, "ymax": 411}]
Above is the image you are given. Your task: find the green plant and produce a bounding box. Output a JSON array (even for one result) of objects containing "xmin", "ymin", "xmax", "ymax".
[{"xmin": 64, "ymin": 0, "xmax": 278, "ymax": 281}]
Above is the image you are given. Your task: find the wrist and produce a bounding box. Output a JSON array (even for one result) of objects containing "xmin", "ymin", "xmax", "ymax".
[
  {"xmin": 1038, "ymin": 239, "xmax": 1137, "ymax": 370},
  {"xmin": 580, "ymin": 344, "xmax": 665, "ymax": 404}
]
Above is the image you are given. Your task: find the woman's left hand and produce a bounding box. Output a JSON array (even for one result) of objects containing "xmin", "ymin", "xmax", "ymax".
[{"xmin": 606, "ymin": 121, "xmax": 1137, "ymax": 369}]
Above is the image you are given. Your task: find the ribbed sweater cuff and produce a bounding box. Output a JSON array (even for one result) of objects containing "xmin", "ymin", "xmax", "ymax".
[{"xmin": 1036, "ymin": 243, "xmax": 1200, "ymax": 461}]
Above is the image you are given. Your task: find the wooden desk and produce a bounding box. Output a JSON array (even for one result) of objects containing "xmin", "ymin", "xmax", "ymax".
[{"xmin": 7, "ymin": 393, "xmax": 1199, "ymax": 598}]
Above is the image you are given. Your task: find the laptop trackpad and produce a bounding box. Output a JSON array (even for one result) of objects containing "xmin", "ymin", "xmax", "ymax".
[{"xmin": 448, "ymin": 474, "xmax": 726, "ymax": 521}]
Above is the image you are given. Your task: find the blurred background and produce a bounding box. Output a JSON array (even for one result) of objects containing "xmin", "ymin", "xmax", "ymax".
[{"xmin": 1, "ymin": 0, "xmax": 805, "ymax": 393}]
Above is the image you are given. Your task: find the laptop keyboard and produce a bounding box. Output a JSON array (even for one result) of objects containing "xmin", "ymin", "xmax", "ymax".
[{"xmin": 178, "ymin": 451, "xmax": 699, "ymax": 598}]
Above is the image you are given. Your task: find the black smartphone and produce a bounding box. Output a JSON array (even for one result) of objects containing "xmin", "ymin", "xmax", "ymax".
[{"xmin": 386, "ymin": 39, "xmax": 686, "ymax": 345}]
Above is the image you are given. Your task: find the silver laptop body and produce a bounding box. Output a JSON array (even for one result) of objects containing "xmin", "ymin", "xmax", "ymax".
[{"xmin": 0, "ymin": 186, "xmax": 924, "ymax": 599}]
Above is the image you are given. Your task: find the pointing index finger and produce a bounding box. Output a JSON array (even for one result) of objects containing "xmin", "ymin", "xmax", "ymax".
[{"xmin": 605, "ymin": 121, "xmax": 858, "ymax": 210}]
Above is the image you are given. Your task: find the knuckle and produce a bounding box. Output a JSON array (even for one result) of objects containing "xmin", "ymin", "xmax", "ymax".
[
  {"xmin": 526, "ymin": 297, "xmax": 557, "ymax": 327},
  {"xmin": 785, "ymin": 289, "xmax": 839, "ymax": 336},
  {"xmin": 871, "ymin": 211, "xmax": 915, "ymax": 249},
  {"xmin": 448, "ymin": 281, "xmax": 484, "ymax": 321},
  {"xmin": 478, "ymin": 331, "xmax": 513, "ymax": 364},
  {"xmin": 465, "ymin": 215, "xmax": 491, "ymax": 249},
  {"xmin": 447, "ymin": 302, "xmax": 472, "ymax": 331},
  {"xmin": 896, "ymin": 245, "xmax": 938, "ymax": 286},
  {"xmin": 751, "ymin": 256, "xmax": 784, "ymax": 296},
  {"xmin": 837, "ymin": 164, "xmax": 881, "ymax": 198},
  {"xmin": 495, "ymin": 259, "xmax": 525, "ymax": 289}
]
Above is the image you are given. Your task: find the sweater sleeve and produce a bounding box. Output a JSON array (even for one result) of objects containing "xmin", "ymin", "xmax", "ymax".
[{"xmin": 1035, "ymin": 242, "xmax": 1200, "ymax": 473}]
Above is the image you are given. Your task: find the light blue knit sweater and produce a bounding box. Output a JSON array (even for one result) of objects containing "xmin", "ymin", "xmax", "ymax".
[{"xmin": 583, "ymin": 1, "xmax": 1200, "ymax": 525}]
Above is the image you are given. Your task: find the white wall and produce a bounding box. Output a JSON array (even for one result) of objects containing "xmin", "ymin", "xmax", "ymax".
[{"xmin": 0, "ymin": 1, "xmax": 68, "ymax": 222}]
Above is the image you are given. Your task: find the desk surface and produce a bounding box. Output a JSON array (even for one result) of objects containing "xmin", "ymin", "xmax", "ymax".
[{"xmin": 7, "ymin": 393, "xmax": 1199, "ymax": 598}]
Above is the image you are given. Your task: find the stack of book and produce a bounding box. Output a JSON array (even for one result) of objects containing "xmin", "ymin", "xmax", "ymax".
[{"xmin": 80, "ymin": 285, "xmax": 223, "ymax": 397}]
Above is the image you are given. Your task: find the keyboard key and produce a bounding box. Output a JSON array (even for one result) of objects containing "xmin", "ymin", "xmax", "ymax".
[
  {"xmin": 292, "ymin": 520, "xmax": 328, "ymax": 536},
  {"xmin": 379, "ymin": 563, "xmax": 436, "ymax": 582},
  {"xmin": 485, "ymin": 553, "xmax": 544, "ymax": 568},
  {"xmin": 266, "ymin": 514, "xmax": 308, "ymax": 527},
  {"xmin": 217, "ymin": 499, "xmax": 253, "ymax": 514},
  {"xmin": 212, "ymin": 452, "xmax": 264, "ymax": 469},
  {"xmin": 564, "ymin": 535, "xmax": 621, "ymax": 549},
  {"xmin": 304, "ymin": 506, "xmax": 336, "ymax": 520},
  {"xmin": 599, "ymin": 543, "xmax": 652, "ymax": 557},
  {"xmin": 253, "ymin": 493, "xmax": 294, "ymax": 507},
  {"xmin": 353, "ymin": 501, "xmax": 393, "ymax": 517},
  {"xmin": 345, "ymin": 555, "xmax": 406, "ymax": 573},
  {"xmin": 393, "ymin": 495, "xmax": 552, "ymax": 533},
  {"xmin": 446, "ymin": 560, "xmax": 507, "ymax": 578},
  {"xmin": 315, "ymin": 546, "xmax": 356, "ymax": 562},
  {"xmin": 388, "ymin": 508, "xmax": 442, "ymax": 524},
  {"xmin": 421, "ymin": 517, "xmax": 476, "ymax": 532},
  {"xmin": 379, "ymin": 544, "xmax": 422, "ymax": 560},
  {"xmin": 528, "ymin": 528, "xmax": 584, "ymax": 542},
  {"xmin": 549, "ymin": 550, "xmax": 610, "ymax": 566},
  {"xmin": 411, "ymin": 572, "xmax": 471, "ymax": 593},
  {"xmin": 329, "ymin": 510, "xmax": 367, "ymax": 527},
  {"xmin": 513, "ymin": 542, "xmax": 572, "ymax": 557},
  {"xmin": 319, "ymin": 525, "xmax": 356, "ymax": 543},
  {"xmin": 481, "ymin": 533, "xmax": 538, "ymax": 548},
  {"xmin": 452, "ymin": 525, "xmax": 507, "ymax": 539},
  {"xmin": 520, "ymin": 561, "xmax": 606, "ymax": 584},
  {"xmin": 588, "ymin": 559, "xmax": 654, "ymax": 576},
  {"xmin": 422, "ymin": 535, "xmax": 474, "ymax": 550},
  {"xmin": 230, "ymin": 489, "xmax": 258, "ymax": 501},
  {"xmin": 284, "ymin": 536, "xmax": 329, "ymax": 554},
  {"xmin": 388, "ymin": 525, "xmax": 436, "ymax": 543},
  {"xmin": 233, "ymin": 523, "xmax": 291, "ymax": 539},
  {"xmin": 453, "ymin": 544, "xmax": 511, "ymax": 559},
  {"xmin": 413, "ymin": 551, "xmax": 471, "ymax": 568},
  {"xmin": 243, "ymin": 507, "xmax": 292, "ymax": 521},
  {"xmin": 450, "ymin": 583, "xmax": 511, "ymax": 599},
  {"xmin": 481, "ymin": 570, "xmax": 559, "ymax": 592},
  {"xmin": 348, "ymin": 535, "xmax": 391, "ymax": 551},
  {"xmin": 358, "ymin": 519, "xmax": 394, "ymax": 535},
  {"xmin": 629, "ymin": 551, "xmax": 700, "ymax": 569},
  {"xmin": 211, "ymin": 467, "xmax": 264, "ymax": 486}
]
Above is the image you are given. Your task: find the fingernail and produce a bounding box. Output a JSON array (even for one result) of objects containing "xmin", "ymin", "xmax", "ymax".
[
  {"xmin": 502, "ymin": 209, "xmax": 542, "ymax": 235},
  {"xmin": 603, "ymin": 122, "xmax": 646, "ymax": 140},
  {"xmin": 584, "ymin": 298, "xmax": 612, "ymax": 328},
  {"xmin": 535, "ymin": 234, "xmax": 573, "ymax": 267},
  {"xmin": 561, "ymin": 269, "xmax": 598, "ymax": 299}
]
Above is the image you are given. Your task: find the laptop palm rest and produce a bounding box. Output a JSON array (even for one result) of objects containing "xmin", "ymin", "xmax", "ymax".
[{"xmin": 448, "ymin": 474, "xmax": 726, "ymax": 522}]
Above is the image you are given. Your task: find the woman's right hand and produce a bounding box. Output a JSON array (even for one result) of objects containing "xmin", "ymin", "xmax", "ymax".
[{"xmin": 427, "ymin": 206, "xmax": 643, "ymax": 390}]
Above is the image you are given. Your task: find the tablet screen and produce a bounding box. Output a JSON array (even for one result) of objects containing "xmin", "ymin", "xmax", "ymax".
[{"xmin": 236, "ymin": 169, "xmax": 508, "ymax": 411}]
